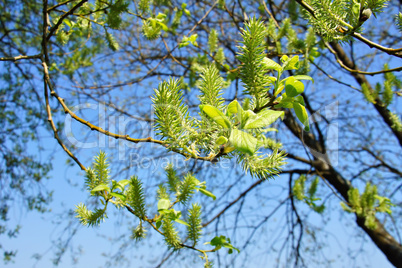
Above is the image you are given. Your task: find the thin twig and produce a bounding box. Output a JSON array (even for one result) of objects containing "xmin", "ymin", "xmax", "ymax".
[
  {"xmin": 260, "ymin": 0, "xmax": 280, "ymax": 28},
  {"xmin": 47, "ymin": 0, "xmax": 76, "ymax": 12},
  {"xmin": 46, "ymin": 0, "xmax": 88, "ymax": 41},
  {"xmin": 294, "ymin": 0, "xmax": 402, "ymax": 58},
  {"xmin": 309, "ymin": 60, "xmax": 360, "ymax": 90},
  {"xmin": 0, "ymin": 54, "xmax": 42, "ymax": 61},
  {"xmin": 324, "ymin": 42, "xmax": 402, "ymax": 75},
  {"xmin": 41, "ymin": 0, "xmax": 86, "ymax": 170}
]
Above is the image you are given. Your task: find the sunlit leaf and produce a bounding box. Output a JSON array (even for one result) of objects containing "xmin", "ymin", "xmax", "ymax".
[
  {"xmin": 229, "ymin": 128, "xmax": 258, "ymax": 155},
  {"xmin": 175, "ymin": 218, "xmax": 190, "ymax": 227},
  {"xmin": 200, "ymin": 105, "xmax": 231, "ymax": 129},
  {"xmin": 244, "ymin": 109, "xmax": 284, "ymax": 129},
  {"xmin": 292, "ymin": 75, "xmax": 314, "ymax": 83},
  {"xmin": 91, "ymin": 184, "xmax": 110, "ymax": 194},
  {"xmin": 110, "ymin": 192, "xmax": 126, "ymax": 201},
  {"xmin": 158, "ymin": 198, "xmax": 170, "ymax": 211},
  {"xmin": 285, "ymin": 77, "xmax": 304, "ymax": 97},
  {"xmin": 293, "ymin": 102, "xmax": 309, "ymax": 131},
  {"xmin": 262, "ymin": 57, "xmax": 281, "ymax": 71},
  {"xmin": 198, "ymin": 188, "xmax": 216, "ymax": 200}
]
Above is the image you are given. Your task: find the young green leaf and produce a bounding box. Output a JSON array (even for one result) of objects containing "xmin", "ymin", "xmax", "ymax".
[
  {"xmin": 158, "ymin": 198, "xmax": 170, "ymax": 211},
  {"xmin": 262, "ymin": 57, "xmax": 281, "ymax": 71},
  {"xmin": 227, "ymin": 100, "xmax": 243, "ymax": 115},
  {"xmin": 117, "ymin": 179, "xmax": 130, "ymax": 188},
  {"xmin": 174, "ymin": 218, "xmax": 190, "ymax": 227},
  {"xmin": 285, "ymin": 77, "xmax": 305, "ymax": 97},
  {"xmin": 243, "ymin": 109, "xmax": 284, "ymax": 129},
  {"xmin": 198, "ymin": 188, "xmax": 216, "ymax": 200},
  {"xmin": 207, "ymin": 235, "xmax": 240, "ymax": 254},
  {"xmin": 276, "ymin": 96, "xmax": 294, "ymax": 108},
  {"xmin": 282, "ymin": 55, "xmax": 299, "ymax": 71},
  {"xmin": 294, "ymin": 95, "xmax": 305, "ymax": 106},
  {"xmin": 293, "ymin": 102, "xmax": 309, "ymax": 131},
  {"xmin": 215, "ymin": 136, "xmax": 228, "ymax": 145},
  {"xmin": 292, "ymin": 75, "xmax": 314, "ymax": 83},
  {"xmin": 200, "ymin": 105, "xmax": 231, "ymax": 129},
  {"xmin": 91, "ymin": 184, "xmax": 110, "ymax": 194},
  {"xmin": 110, "ymin": 192, "xmax": 126, "ymax": 202},
  {"xmin": 229, "ymin": 128, "xmax": 258, "ymax": 155}
]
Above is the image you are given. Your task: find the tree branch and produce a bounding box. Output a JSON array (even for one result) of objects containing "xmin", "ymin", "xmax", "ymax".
[
  {"xmin": 329, "ymin": 42, "xmax": 402, "ymax": 147},
  {"xmin": 0, "ymin": 54, "xmax": 42, "ymax": 61},
  {"xmin": 282, "ymin": 108, "xmax": 402, "ymax": 267}
]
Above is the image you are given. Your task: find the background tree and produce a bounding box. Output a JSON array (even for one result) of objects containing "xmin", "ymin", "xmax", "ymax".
[{"xmin": 0, "ymin": 0, "xmax": 401, "ymax": 267}]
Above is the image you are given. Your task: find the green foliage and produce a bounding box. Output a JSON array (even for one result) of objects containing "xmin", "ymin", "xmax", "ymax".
[
  {"xmin": 265, "ymin": 17, "xmax": 318, "ymax": 75},
  {"xmin": 303, "ymin": 0, "xmax": 351, "ymax": 41},
  {"xmin": 106, "ymin": 0, "xmax": 129, "ymax": 29},
  {"xmin": 152, "ymin": 78, "xmax": 193, "ymax": 147},
  {"xmin": 126, "ymin": 176, "xmax": 147, "ymax": 218},
  {"xmin": 238, "ymin": 150, "xmax": 286, "ymax": 180},
  {"xmin": 208, "ymin": 29, "xmax": 218, "ymax": 53},
  {"xmin": 105, "ymin": 29, "xmax": 119, "ymax": 51},
  {"xmin": 138, "ymin": 0, "xmax": 152, "ymax": 15},
  {"xmin": 171, "ymin": 3, "xmax": 190, "ymax": 30},
  {"xmin": 179, "ymin": 34, "xmax": 198, "ymax": 48},
  {"xmin": 382, "ymin": 64, "xmax": 401, "ymax": 105},
  {"xmin": 75, "ymin": 203, "xmax": 107, "ymax": 227},
  {"xmin": 85, "ymin": 152, "xmax": 110, "ymax": 195},
  {"xmin": 303, "ymin": 0, "xmax": 389, "ymax": 41},
  {"xmin": 131, "ymin": 222, "xmax": 147, "ymax": 241},
  {"xmin": 142, "ymin": 13, "xmax": 168, "ymax": 40},
  {"xmin": 293, "ymin": 175, "xmax": 306, "ymax": 200},
  {"xmin": 293, "ymin": 175, "xmax": 325, "ymax": 213},
  {"xmin": 389, "ymin": 112, "xmax": 402, "ymax": 132},
  {"xmin": 396, "ymin": 12, "xmax": 402, "ymax": 32},
  {"xmin": 206, "ymin": 235, "xmax": 240, "ymax": 254},
  {"xmin": 161, "ymin": 217, "xmax": 182, "ymax": 249},
  {"xmin": 366, "ymin": 0, "xmax": 389, "ymax": 13},
  {"xmin": 341, "ymin": 182, "xmax": 395, "ymax": 229},
  {"xmin": 178, "ymin": 174, "xmax": 199, "ymax": 204},
  {"xmin": 2, "ymin": 0, "xmax": 401, "ymax": 265},
  {"xmin": 263, "ymin": 55, "xmax": 312, "ymax": 131},
  {"xmin": 142, "ymin": 19, "xmax": 162, "ymax": 40},
  {"xmin": 150, "ymin": 19, "xmax": 313, "ymax": 179},
  {"xmin": 56, "ymin": 30, "xmax": 70, "ymax": 46},
  {"xmin": 215, "ymin": 47, "xmax": 226, "ymax": 65},
  {"xmin": 237, "ymin": 18, "xmax": 271, "ymax": 104},
  {"xmin": 363, "ymin": 64, "xmax": 401, "ymax": 106},
  {"xmin": 197, "ymin": 65, "xmax": 225, "ymax": 109},
  {"xmin": 362, "ymin": 83, "xmax": 377, "ymax": 103},
  {"xmin": 166, "ymin": 164, "xmax": 180, "ymax": 193},
  {"xmin": 200, "ymin": 99, "xmax": 286, "ymax": 169},
  {"xmin": 76, "ymin": 153, "xmax": 233, "ymax": 266},
  {"xmin": 187, "ymin": 203, "xmax": 202, "ymax": 247},
  {"xmin": 157, "ymin": 183, "xmax": 170, "ymax": 200}
]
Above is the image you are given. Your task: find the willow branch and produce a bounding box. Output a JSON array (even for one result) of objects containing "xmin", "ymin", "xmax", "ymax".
[
  {"xmin": 324, "ymin": 42, "xmax": 402, "ymax": 75},
  {"xmin": 0, "ymin": 54, "xmax": 42, "ymax": 62},
  {"xmin": 294, "ymin": 0, "xmax": 402, "ymax": 58},
  {"xmin": 41, "ymin": 0, "xmax": 86, "ymax": 171},
  {"xmin": 47, "ymin": 0, "xmax": 76, "ymax": 12},
  {"xmin": 46, "ymin": 0, "xmax": 88, "ymax": 41}
]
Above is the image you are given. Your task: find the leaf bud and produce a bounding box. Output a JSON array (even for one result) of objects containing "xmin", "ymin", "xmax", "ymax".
[{"xmin": 359, "ymin": 8, "xmax": 372, "ymax": 22}]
